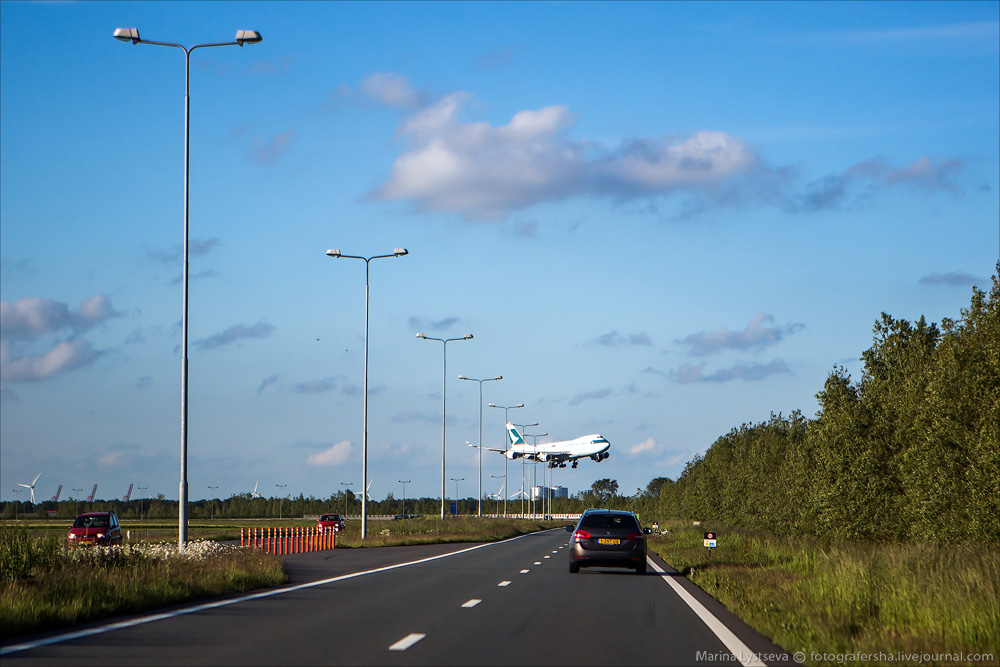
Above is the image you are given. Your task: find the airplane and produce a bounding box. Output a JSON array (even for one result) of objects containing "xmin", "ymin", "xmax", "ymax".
[
  {"xmin": 470, "ymin": 423, "xmax": 611, "ymax": 469},
  {"xmin": 86, "ymin": 484, "xmax": 98, "ymax": 502},
  {"xmin": 122, "ymin": 484, "xmax": 133, "ymax": 502},
  {"xmin": 50, "ymin": 485, "xmax": 63, "ymax": 502},
  {"xmin": 17, "ymin": 473, "xmax": 41, "ymax": 504}
]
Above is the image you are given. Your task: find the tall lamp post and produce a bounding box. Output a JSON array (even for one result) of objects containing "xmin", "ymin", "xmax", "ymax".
[
  {"xmin": 417, "ymin": 333, "xmax": 474, "ymax": 519},
  {"xmin": 525, "ymin": 432, "xmax": 547, "ymax": 519},
  {"xmin": 137, "ymin": 486, "xmax": 147, "ymax": 520},
  {"xmin": 275, "ymin": 484, "xmax": 287, "ymax": 521},
  {"xmin": 327, "ymin": 248, "xmax": 408, "ymax": 540},
  {"xmin": 12, "ymin": 489, "xmax": 22, "ymax": 521},
  {"xmin": 340, "ymin": 482, "xmax": 353, "ymax": 518},
  {"xmin": 450, "ymin": 477, "xmax": 464, "ymax": 516},
  {"xmin": 458, "ymin": 375, "xmax": 502, "ymax": 517},
  {"xmin": 512, "ymin": 422, "xmax": 538, "ymax": 518},
  {"xmin": 73, "ymin": 487, "xmax": 84, "ymax": 517},
  {"xmin": 114, "ymin": 27, "xmax": 263, "ymax": 549},
  {"xmin": 398, "ymin": 480, "xmax": 410, "ymax": 516},
  {"xmin": 491, "ymin": 475, "xmax": 504, "ymax": 516},
  {"xmin": 207, "ymin": 485, "xmax": 218, "ymax": 520},
  {"xmin": 488, "ymin": 403, "xmax": 524, "ymax": 517}
]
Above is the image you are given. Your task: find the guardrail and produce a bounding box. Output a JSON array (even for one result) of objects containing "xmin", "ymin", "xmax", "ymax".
[{"xmin": 241, "ymin": 526, "xmax": 335, "ymax": 554}]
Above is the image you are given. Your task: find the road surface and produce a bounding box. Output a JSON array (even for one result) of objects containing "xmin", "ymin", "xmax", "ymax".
[{"xmin": 1, "ymin": 528, "xmax": 794, "ymax": 666}]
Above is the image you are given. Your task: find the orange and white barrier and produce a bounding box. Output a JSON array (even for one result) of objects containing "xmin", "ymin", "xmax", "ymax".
[{"xmin": 241, "ymin": 526, "xmax": 335, "ymax": 553}]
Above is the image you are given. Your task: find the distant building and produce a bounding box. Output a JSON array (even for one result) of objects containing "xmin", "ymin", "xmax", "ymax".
[{"xmin": 531, "ymin": 486, "xmax": 568, "ymax": 500}]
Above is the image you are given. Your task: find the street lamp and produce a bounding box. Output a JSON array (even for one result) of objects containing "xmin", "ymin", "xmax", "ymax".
[
  {"xmin": 417, "ymin": 333, "xmax": 474, "ymax": 519},
  {"xmin": 458, "ymin": 374, "xmax": 502, "ymax": 517},
  {"xmin": 114, "ymin": 27, "xmax": 262, "ymax": 549},
  {"xmin": 488, "ymin": 403, "xmax": 524, "ymax": 517},
  {"xmin": 73, "ymin": 487, "xmax": 84, "ymax": 517},
  {"xmin": 340, "ymin": 482, "xmax": 354, "ymax": 518},
  {"xmin": 512, "ymin": 422, "xmax": 538, "ymax": 518},
  {"xmin": 525, "ymin": 432, "xmax": 547, "ymax": 519},
  {"xmin": 207, "ymin": 485, "xmax": 218, "ymax": 520},
  {"xmin": 398, "ymin": 480, "xmax": 410, "ymax": 516},
  {"xmin": 450, "ymin": 477, "xmax": 464, "ymax": 516},
  {"xmin": 12, "ymin": 489, "xmax": 22, "ymax": 521},
  {"xmin": 275, "ymin": 484, "xmax": 287, "ymax": 521},
  {"xmin": 491, "ymin": 475, "xmax": 504, "ymax": 516},
  {"xmin": 327, "ymin": 248, "xmax": 408, "ymax": 540},
  {"xmin": 137, "ymin": 486, "xmax": 148, "ymax": 520}
]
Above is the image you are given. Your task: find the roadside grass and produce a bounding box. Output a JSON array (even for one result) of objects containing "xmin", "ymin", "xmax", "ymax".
[
  {"xmin": 0, "ymin": 525, "xmax": 285, "ymax": 639},
  {"xmin": 648, "ymin": 520, "xmax": 999, "ymax": 666},
  {"xmin": 328, "ymin": 516, "xmax": 560, "ymax": 547}
]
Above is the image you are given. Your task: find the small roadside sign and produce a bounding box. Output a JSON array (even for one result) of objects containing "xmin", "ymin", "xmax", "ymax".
[{"xmin": 703, "ymin": 531, "xmax": 717, "ymax": 548}]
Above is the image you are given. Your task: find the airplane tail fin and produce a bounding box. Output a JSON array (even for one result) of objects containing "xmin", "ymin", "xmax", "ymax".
[
  {"xmin": 87, "ymin": 484, "xmax": 98, "ymax": 502},
  {"xmin": 122, "ymin": 483, "xmax": 133, "ymax": 502},
  {"xmin": 506, "ymin": 423, "xmax": 525, "ymax": 446},
  {"xmin": 51, "ymin": 485, "xmax": 63, "ymax": 502}
]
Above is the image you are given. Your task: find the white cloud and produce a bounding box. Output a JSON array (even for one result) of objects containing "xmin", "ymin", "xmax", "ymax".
[
  {"xmin": 0, "ymin": 339, "xmax": 101, "ymax": 383},
  {"xmin": 361, "ymin": 72, "xmax": 427, "ymax": 109},
  {"xmin": 677, "ymin": 313, "xmax": 804, "ymax": 356},
  {"xmin": 306, "ymin": 440, "xmax": 354, "ymax": 467},
  {"xmin": 0, "ymin": 295, "xmax": 119, "ymax": 341},
  {"xmin": 629, "ymin": 437, "xmax": 659, "ymax": 455}
]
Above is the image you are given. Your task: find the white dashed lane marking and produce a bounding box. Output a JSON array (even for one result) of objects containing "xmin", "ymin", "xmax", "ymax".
[
  {"xmin": 389, "ymin": 633, "xmax": 426, "ymax": 651},
  {"xmin": 498, "ymin": 581, "xmax": 511, "ymax": 587},
  {"xmin": 520, "ymin": 569, "xmax": 530, "ymax": 574},
  {"xmin": 461, "ymin": 599, "xmax": 482, "ymax": 608}
]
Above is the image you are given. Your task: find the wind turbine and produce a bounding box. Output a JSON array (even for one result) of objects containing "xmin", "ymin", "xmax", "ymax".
[
  {"xmin": 17, "ymin": 473, "xmax": 41, "ymax": 504},
  {"xmin": 250, "ymin": 481, "xmax": 262, "ymax": 498}
]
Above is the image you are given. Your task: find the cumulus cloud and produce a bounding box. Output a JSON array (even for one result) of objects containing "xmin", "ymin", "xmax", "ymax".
[
  {"xmin": 670, "ymin": 360, "xmax": 792, "ymax": 383},
  {"xmin": 1, "ymin": 295, "xmax": 119, "ymax": 341},
  {"xmin": 360, "ymin": 76, "xmax": 971, "ymax": 221},
  {"xmin": 919, "ymin": 271, "xmax": 980, "ymax": 287},
  {"xmin": 568, "ymin": 388, "xmax": 612, "ymax": 406},
  {"xmin": 194, "ymin": 319, "xmax": 274, "ymax": 351},
  {"xmin": 677, "ymin": 313, "xmax": 803, "ymax": 357},
  {"xmin": 0, "ymin": 339, "xmax": 101, "ymax": 383},
  {"xmin": 629, "ymin": 437, "xmax": 660, "ymax": 455},
  {"xmin": 594, "ymin": 331, "xmax": 653, "ymax": 347},
  {"xmin": 306, "ymin": 440, "xmax": 354, "ymax": 467}
]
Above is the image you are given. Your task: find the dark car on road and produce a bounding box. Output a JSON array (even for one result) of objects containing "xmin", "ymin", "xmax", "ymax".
[
  {"xmin": 317, "ymin": 513, "xmax": 346, "ymax": 533},
  {"xmin": 567, "ymin": 509, "xmax": 648, "ymax": 574},
  {"xmin": 67, "ymin": 512, "xmax": 123, "ymax": 546}
]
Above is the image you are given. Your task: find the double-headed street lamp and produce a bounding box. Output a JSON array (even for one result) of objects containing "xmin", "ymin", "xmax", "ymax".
[
  {"xmin": 327, "ymin": 248, "xmax": 408, "ymax": 540},
  {"xmin": 417, "ymin": 333, "xmax": 473, "ymax": 520},
  {"xmin": 114, "ymin": 27, "xmax": 263, "ymax": 549},
  {"xmin": 275, "ymin": 484, "xmax": 287, "ymax": 521},
  {"xmin": 525, "ymin": 433, "xmax": 547, "ymax": 519},
  {"xmin": 398, "ymin": 480, "xmax": 410, "ymax": 516},
  {"xmin": 458, "ymin": 375, "xmax": 502, "ymax": 517},
  {"xmin": 491, "ymin": 475, "xmax": 504, "ymax": 516},
  {"xmin": 488, "ymin": 403, "xmax": 524, "ymax": 517},
  {"xmin": 513, "ymin": 422, "xmax": 538, "ymax": 518},
  {"xmin": 207, "ymin": 485, "xmax": 218, "ymax": 521},
  {"xmin": 450, "ymin": 477, "xmax": 464, "ymax": 515},
  {"xmin": 340, "ymin": 482, "xmax": 354, "ymax": 518}
]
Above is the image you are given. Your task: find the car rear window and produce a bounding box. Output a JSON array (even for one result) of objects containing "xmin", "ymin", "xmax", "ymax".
[{"xmin": 580, "ymin": 513, "xmax": 639, "ymax": 530}]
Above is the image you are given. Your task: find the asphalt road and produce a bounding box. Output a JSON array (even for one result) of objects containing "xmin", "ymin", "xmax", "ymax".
[{"xmin": 2, "ymin": 528, "xmax": 795, "ymax": 666}]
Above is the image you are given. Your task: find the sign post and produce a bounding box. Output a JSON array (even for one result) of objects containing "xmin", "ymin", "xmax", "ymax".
[{"xmin": 703, "ymin": 531, "xmax": 717, "ymax": 558}]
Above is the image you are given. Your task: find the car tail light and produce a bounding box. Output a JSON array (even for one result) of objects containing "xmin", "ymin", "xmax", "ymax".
[
  {"xmin": 626, "ymin": 532, "xmax": 644, "ymax": 541},
  {"xmin": 573, "ymin": 530, "xmax": 591, "ymax": 542}
]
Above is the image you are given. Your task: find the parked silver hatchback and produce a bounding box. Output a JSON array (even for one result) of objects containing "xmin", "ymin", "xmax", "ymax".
[{"xmin": 567, "ymin": 509, "xmax": 648, "ymax": 574}]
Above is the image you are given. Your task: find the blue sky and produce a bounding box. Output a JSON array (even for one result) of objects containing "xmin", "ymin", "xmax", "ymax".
[{"xmin": 2, "ymin": 1, "xmax": 997, "ymax": 506}]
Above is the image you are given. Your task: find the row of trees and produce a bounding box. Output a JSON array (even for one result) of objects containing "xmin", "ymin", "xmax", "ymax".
[{"xmin": 648, "ymin": 267, "xmax": 998, "ymax": 542}]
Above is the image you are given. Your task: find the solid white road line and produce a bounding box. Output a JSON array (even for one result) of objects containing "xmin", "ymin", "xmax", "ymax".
[
  {"xmin": 389, "ymin": 633, "xmax": 426, "ymax": 651},
  {"xmin": 461, "ymin": 599, "xmax": 482, "ymax": 608},
  {"xmin": 651, "ymin": 559, "xmax": 767, "ymax": 667}
]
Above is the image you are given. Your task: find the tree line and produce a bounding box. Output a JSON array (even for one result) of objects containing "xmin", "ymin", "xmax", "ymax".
[{"xmin": 647, "ymin": 266, "xmax": 998, "ymax": 542}]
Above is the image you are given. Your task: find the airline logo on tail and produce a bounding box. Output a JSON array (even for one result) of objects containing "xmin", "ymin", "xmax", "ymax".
[{"xmin": 507, "ymin": 424, "xmax": 525, "ymax": 446}]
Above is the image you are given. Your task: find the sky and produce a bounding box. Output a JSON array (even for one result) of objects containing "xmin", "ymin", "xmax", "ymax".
[{"xmin": 1, "ymin": 1, "xmax": 998, "ymax": 507}]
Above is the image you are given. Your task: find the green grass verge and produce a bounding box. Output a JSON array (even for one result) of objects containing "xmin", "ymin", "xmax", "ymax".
[
  {"xmin": 648, "ymin": 520, "xmax": 999, "ymax": 666},
  {"xmin": 0, "ymin": 525, "xmax": 285, "ymax": 639}
]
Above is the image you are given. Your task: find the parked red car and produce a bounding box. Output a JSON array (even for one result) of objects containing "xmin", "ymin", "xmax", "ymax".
[
  {"xmin": 67, "ymin": 512, "xmax": 123, "ymax": 546},
  {"xmin": 317, "ymin": 513, "xmax": 346, "ymax": 533}
]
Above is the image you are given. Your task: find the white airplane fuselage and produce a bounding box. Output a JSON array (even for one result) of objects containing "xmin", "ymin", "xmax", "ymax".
[{"xmin": 507, "ymin": 435, "xmax": 610, "ymax": 462}]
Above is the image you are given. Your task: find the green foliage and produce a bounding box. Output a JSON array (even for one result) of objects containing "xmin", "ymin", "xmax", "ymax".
[{"xmin": 653, "ymin": 264, "xmax": 1000, "ymax": 543}]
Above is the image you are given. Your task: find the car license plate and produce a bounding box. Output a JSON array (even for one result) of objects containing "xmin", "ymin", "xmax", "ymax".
[{"xmin": 598, "ymin": 538, "xmax": 620, "ymax": 545}]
